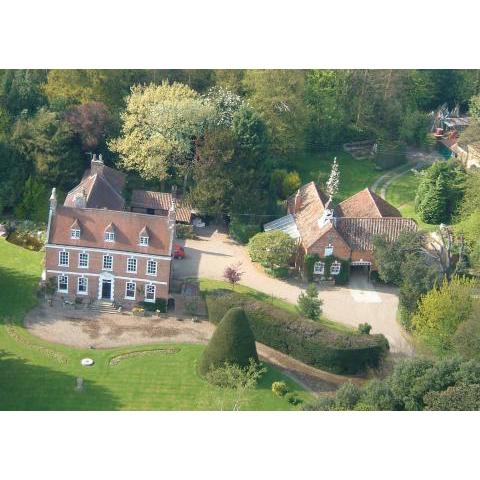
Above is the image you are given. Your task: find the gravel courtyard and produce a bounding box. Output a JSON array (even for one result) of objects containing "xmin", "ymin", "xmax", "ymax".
[{"xmin": 173, "ymin": 225, "xmax": 413, "ymax": 355}]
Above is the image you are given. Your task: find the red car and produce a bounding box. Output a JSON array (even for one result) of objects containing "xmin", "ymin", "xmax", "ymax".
[{"xmin": 173, "ymin": 243, "xmax": 185, "ymax": 259}]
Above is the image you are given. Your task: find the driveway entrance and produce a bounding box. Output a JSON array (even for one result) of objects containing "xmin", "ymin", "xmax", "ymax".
[{"xmin": 172, "ymin": 225, "xmax": 413, "ymax": 354}]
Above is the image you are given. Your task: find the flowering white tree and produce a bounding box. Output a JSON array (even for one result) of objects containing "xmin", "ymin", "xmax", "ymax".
[{"xmin": 325, "ymin": 157, "xmax": 340, "ymax": 199}]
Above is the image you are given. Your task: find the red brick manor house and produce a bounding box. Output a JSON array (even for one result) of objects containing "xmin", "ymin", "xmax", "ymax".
[{"xmin": 43, "ymin": 155, "xmax": 177, "ymax": 307}]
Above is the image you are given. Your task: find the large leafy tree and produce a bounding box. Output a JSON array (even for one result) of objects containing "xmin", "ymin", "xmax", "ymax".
[
  {"xmin": 0, "ymin": 69, "xmax": 47, "ymax": 117},
  {"xmin": 11, "ymin": 108, "xmax": 84, "ymax": 190},
  {"xmin": 373, "ymin": 230, "xmax": 426, "ymax": 286},
  {"xmin": 243, "ymin": 69, "xmax": 307, "ymax": 156},
  {"xmin": 64, "ymin": 101, "xmax": 111, "ymax": 152},
  {"xmin": 109, "ymin": 82, "xmax": 214, "ymax": 186},
  {"xmin": 248, "ymin": 230, "xmax": 296, "ymax": 269},
  {"xmin": 411, "ymin": 276, "xmax": 477, "ymax": 355}
]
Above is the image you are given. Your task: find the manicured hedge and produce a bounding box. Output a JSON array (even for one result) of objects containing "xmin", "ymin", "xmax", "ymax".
[{"xmin": 205, "ymin": 290, "xmax": 389, "ymax": 374}]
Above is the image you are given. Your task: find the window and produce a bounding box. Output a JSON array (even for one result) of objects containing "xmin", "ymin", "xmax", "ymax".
[
  {"xmin": 145, "ymin": 284, "xmax": 156, "ymax": 302},
  {"xmin": 71, "ymin": 229, "xmax": 81, "ymax": 239},
  {"xmin": 330, "ymin": 261, "xmax": 341, "ymax": 275},
  {"xmin": 139, "ymin": 236, "xmax": 149, "ymax": 246},
  {"xmin": 103, "ymin": 255, "xmax": 113, "ymax": 270},
  {"xmin": 147, "ymin": 260, "xmax": 157, "ymax": 276},
  {"xmin": 78, "ymin": 252, "xmax": 89, "ymax": 268},
  {"xmin": 324, "ymin": 244, "xmax": 334, "ymax": 256},
  {"xmin": 59, "ymin": 251, "xmax": 69, "ymax": 267},
  {"xmin": 127, "ymin": 257, "xmax": 137, "ymax": 273},
  {"xmin": 77, "ymin": 277, "xmax": 88, "ymax": 294},
  {"xmin": 58, "ymin": 275, "xmax": 68, "ymax": 293},
  {"xmin": 125, "ymin": 282, "xmax": 136, "ymax": 300},
  {"xmin": 313, "ymin": 261, "xmax": 325, "ymax": 275},
  {"xmin": 104, "ymin": 231, "xmax": 115, "ymax": 242}
]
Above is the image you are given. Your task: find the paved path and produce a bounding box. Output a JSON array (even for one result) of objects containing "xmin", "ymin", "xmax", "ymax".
[{"xmin": 173, "ymin": 227, "xmax": 413, "ymax": 355}]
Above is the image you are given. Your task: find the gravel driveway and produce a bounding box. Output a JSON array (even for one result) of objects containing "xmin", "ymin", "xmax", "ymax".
[{"xmin": 173, "ymin": 226, "xmax": 413, "ymax": 354}]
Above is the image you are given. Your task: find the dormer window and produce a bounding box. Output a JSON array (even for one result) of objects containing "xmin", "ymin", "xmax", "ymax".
[
  {"xmin": 139, "ymin": 226, "xmax": 149, "ymax": 246},
  {"xmin": 70, "ymin": 219, "xmax": 81, "ymax": 239},
  {"xmin": 104, "ymin": 223, "xmax": 115, "ymax": 242}
]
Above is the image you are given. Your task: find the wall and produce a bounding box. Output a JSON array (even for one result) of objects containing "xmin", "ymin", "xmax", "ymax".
[{"xmin": 45, "ymin": 245, "xmax": 170, "ymax": 305}]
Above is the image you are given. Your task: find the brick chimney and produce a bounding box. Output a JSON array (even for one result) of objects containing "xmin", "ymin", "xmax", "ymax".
[
  {"xmin": 91, "ymin": 153, "xmax": 104, "ymax": 176},
  {"xmin": 294, "ymin": 191, "xmax": 302, "ymax": 213},
  {"xmin": 49, "ymin": 187, "xmax": 57, "ymax": 213}
]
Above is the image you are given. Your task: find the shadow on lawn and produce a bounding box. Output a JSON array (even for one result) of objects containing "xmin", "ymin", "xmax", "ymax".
[
  {"xmin": 0, "ymin": 350, "xmax": 121, "ymax": 411},
  {"xmin": 0, "ymin": 264, "xmax": 41, "ymax": 318}
]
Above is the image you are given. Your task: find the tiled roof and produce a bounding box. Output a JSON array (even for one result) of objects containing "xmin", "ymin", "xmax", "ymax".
[
  {"xmin": 49, "ymin": 206, "xmax": 172, "ymax": 257},
  {"xmin": 64, "ymin": 163, "xmax": 126, "ymax": 211},
  {"xmin": 131, "ymin": 190, "xmax": 192, "ymax": 223},
  {"xmin": 286, "ymin": 182, "xmax": 331, "ymax": 248},
  {"xmin": 335, "ymin": 188, "xmax": 401, "ymax": 218},
  {"xmin": 335, "ymin": 217, "xmax": 417, "ymax": 251}
]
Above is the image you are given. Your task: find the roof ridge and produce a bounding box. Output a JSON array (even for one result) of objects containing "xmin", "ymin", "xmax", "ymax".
[{"xmin": 59, "ymin": 205, "xmax": 170, "ymax": 222}]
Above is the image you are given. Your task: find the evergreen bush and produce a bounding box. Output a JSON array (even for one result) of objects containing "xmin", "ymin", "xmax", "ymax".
[{"xmin": 198, "ymin": 307, "xmax": 258, "ymax": 376}]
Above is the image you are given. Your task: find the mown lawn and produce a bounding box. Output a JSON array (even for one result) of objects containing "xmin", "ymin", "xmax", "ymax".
[
  {"xmin": 0, "ymin": 239, "xmax": 312, "ymax": 410},
  {"xmin": 385, "ymin": 170, "xmax": 438, "ymax": 232},
  {"xmin": 280, "ymin": 150, "xmax": 384, "ymax": 201},
  {"xmin": 198, "ymin": 278, "xmax": 354, "ymax": 333}
]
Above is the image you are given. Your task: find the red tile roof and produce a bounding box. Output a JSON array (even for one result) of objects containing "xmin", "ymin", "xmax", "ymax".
[
  {"xmin": 335, "ymin": 217, "xmax": 417, "ymax": 250},
  {"xmin": 131, "ymin": 190, "xmax": 192, "ymax": 223},
  {"xmin": 335, "ymin": 188, "xmax": 401, "ymax": 218},
  {"xmin": 49, "ymin": 206, "xmax": 172, "ymax": 257},
  {"xmin": 64, "ymin": 162, "xmax": 126, "ymax": 211},
  {"xmin": 279, "ymin": 182, "xmax": 415, "ymax": 254}
]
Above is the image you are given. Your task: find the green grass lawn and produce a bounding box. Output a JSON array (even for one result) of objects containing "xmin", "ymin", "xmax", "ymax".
[
  {"xmin": 279, "ymin": 150, "xmax": 384, "ymax": 201},
  {"xmin": 198, "ymin": 278, "xmax": 354, "ymax": 333},
  {"xmin": 385, "ymin": 170, "xmax": 438, "ymax": 232},
  {"xmin": 0, "ymin": 239, "xmax": 312, "ymax": 410}
]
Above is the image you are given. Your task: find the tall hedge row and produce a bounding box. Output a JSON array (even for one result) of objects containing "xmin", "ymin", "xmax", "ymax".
[{"xmin": 205, "ymin": 290, "xmax": 389, "ymax": 374}]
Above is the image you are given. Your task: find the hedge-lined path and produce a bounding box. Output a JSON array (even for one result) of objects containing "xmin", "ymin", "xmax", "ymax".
[
  {"xmin": 25, "ymin": 304, "xmax": 351, "ymax": 394},
  {"xmin": 173, "ymin": 227, "xmax": 414, "ymax": 354}
]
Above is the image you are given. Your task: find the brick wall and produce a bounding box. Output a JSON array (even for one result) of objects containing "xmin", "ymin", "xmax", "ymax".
[
  {"xmin": 45, "ymin": 246, "xmax": 171, "ymax": 305},
  {"xmin": 307, "ymin": 228, "xmax": 351, "ymax": 260}
]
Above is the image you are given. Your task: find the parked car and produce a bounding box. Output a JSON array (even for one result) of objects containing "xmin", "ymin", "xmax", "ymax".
[{"xmin": 173, "ymin": 243, "xmax": 185, "ymax": 259}]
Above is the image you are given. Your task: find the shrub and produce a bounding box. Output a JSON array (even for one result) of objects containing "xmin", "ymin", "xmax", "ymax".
[
  {"xmin": 264, "ymin": 266, "xmax": 289, "ymax": 279},
  {"xmin": 301, "ymin": 395, "xmax": 336, "ymax": 411},
  {"xmin": 229, "ymin": 218, "xmax": 261, "ymax": 244},
  {"xmin": 138, "ymin": 298, "xmax": 167, "ymax": 313},
  {"xmin": 205, "ymin": 290, "xmax": 389, "ymax": 374},
  {"xmin": 424, "ymin": 384, "xmax": 480, "ymax": 411},
  {"xmin": 358, "ymin": 323, "xmax": 372, "ymax": 335},
  {"xmin": 176, "ymin": 224, "xmax": 197, "ymax": 239},
  {"xmin": 248, "ymin": 230, "xmax": 296, "ymax": 270},
  {"xmin": 286, "ymin": 392, "xmax": 303, "ymax": 406},
  {"xmin": 335, "ymin": 381, "xmax": 361, "ymax": 410},
  {"xmin": 360, "ymin": 379, "xmax": 398, "ymax": 411},
  {"xmin": 298, "ymin": 283, "xmax": 323, "ymax": 320},
  {"xmin": 204, "ymin": 359, "xmax": 265, "ymax": 389},
  {"xmin": 272, "ymin": 381, "xmax": 289, "ymax": 397},
  {"xmin": 271, "ymin": 169, "xmax": 301, "ymax": 200},
  {"xmin": 198, "ymin": 307, "xmax": 258, "ymax": 376}
]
